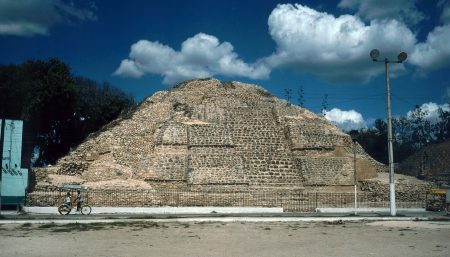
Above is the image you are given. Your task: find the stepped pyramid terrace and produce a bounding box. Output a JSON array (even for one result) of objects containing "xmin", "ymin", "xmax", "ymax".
[{"xmin": 30, "ymin": 78, "xmax": 432, "ymax": 209}]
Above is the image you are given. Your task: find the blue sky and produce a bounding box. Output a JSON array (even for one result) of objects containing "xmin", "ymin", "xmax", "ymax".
[{"xmin": 1, "ymin": 0, "xmax": 450, "ymax": 130}]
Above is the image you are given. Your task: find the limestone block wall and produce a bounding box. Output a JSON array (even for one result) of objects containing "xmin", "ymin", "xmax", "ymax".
[
  {"xmin": 223, "ymin": 107, "xmax": 275, "ymax": 126},
  {"xmin": 184, "ymin": 119, "xmax": 248, "ymax": 187},
  {"xmin": 243, "ymin": 154, "xmax": 302, "ymax": 186},
  {"xmin": 297, "ymin": 157, "xmax": 354, "ymax": 186},
  {"xmin": 188, "ymin": 145, "xmax": 247, "ymax": 186},
  {"xmin": 192, "ymin": 104, "xmax": 230, "ymax": 123},
  {"xmin": 148, "ymin": 154, "xmax": 187, "ymax": 180},
  {"xmin": 137, "ymin": 121, "xmax": 190, "ymax": 182},
  {"xmin": 155, "ymin": 122, "xmax": 188, "ymax": 145},
  {"xmin": 287, "ymin": 122, "xmax": 343, "ymax": 150},
  {"xmin": 188, "ymin": 124, "xmax": 233, "ymax": 146},
  {"xmin": 224, "ymin": 106, "xmax": 304, "ymax": 187}
]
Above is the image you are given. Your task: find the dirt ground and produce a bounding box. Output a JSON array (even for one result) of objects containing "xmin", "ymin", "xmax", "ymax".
[{"xmin": 0, "ymin": 220, "xmax": 449, "ymax": 257}]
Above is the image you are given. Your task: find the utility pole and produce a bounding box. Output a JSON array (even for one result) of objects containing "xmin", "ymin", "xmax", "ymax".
[
  {"xmin": 385, "ymin": 59, "xmax": 396, "ymax": 216},
  {"xmin": 370, "ymin": 49, "xmax": 407, "ymax": 216}
]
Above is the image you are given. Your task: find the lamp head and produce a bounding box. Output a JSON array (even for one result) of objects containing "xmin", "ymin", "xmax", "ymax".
[
  {"xmin": 370, "ymin": 49, "xmax": 380, "ymax": 61},
  {"xmin": 397, "ymin": 52, "xmax": 407, "ymax": 62}
]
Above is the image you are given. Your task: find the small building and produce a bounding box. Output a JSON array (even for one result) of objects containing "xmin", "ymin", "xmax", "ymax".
[{"xmin": 1, "ymin": 119, "xmax": 28, "ymax": 210}]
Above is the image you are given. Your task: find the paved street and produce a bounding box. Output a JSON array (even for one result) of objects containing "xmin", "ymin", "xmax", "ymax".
[{"xmin": 1, "ymin": 219, "xmax": 449, "ymax": 257}]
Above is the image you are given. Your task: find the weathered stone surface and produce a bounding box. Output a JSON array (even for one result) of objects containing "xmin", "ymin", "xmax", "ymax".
[
  {"xmin": 398, "ymin": 139, "xmax": 450, "ymax": 185},
  {"xmin": 32, "ymin": 78, "xmax": 426, "ymax": 194},
  {"xmin": 360, "ymin": 173, "xmax": 433, "ymax": 203}
]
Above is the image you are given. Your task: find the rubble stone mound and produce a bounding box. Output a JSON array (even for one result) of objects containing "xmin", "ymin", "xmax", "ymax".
[
  {"xmin": 36, "ymin": 78, "xmax": 393, "ymax": 191},
  {"xmin": 398, "ymin": 139, "xmax": 450, "ymax": 185}
]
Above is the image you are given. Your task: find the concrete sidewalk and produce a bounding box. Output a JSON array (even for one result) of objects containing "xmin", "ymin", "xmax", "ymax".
[
  {"xmin": 22, "ymin": 206, "xmax": 284, "ymax": 215},
  {"xmin": 0, "ymin": 216, "xmax": 439, "ymax": 224},
  {"xmin": 316, "ymin": 207, "xmax": 426, "ymax": 213},
  {"xmin": 1, "ymin": 206, "xmax": 448, "ymax": 224},
  {"xmin": 21, "ymin": 206, "xmax": 428, "ymax": 215}
]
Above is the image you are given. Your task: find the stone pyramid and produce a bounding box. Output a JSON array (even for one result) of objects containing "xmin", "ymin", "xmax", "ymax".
[{"xmin": 36, "ymin": 78, "xmax": 385, "ymax": 190}]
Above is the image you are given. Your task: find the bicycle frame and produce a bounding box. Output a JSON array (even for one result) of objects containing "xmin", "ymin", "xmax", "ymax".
[{"xmin": 56, "ymin": 184, "xmax": 92, "ymax": 215}]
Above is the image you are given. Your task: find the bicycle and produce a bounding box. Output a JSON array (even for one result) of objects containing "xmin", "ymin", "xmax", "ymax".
[
  {"xmin": 56, "ymin": 184, "xmax": 92, "ymax": 215},
  {"xmin": 58, "ymin": 200, "xmax": 92, "ymax": 215}
]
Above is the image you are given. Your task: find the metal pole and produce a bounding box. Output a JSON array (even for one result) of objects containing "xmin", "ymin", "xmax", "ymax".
[
  {"xmin": 385, "ymin": 60, "xmax": 396, "ymax": 216},
  {"xmin": 353, "ymin": 140, "xmax": 357, "ymax": 215},
  {"xmin": 0, "ymin": 119, "xmax": 5, "ymax": 214}
]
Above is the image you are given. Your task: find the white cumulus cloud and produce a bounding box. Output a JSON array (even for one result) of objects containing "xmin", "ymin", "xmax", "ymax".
[
  {"xmin": 324, "ymin": 108, "xmax": 367, "ymax": 131},
  {"xmin": 264, "ymin": 4, "xmax": 416, "ymax": 83},
  {"xmin": 115, "ymin": 3, "xmax": 450, "ymax": 85},
  {"xmin": 114, "ymin": 33, "xmax": 270, "ymax": 84},
  {"xmin": 114, "ymin": 59, "xmax": 144, "ymax": 78},
  {"xmin": 406, "ymin": 102, "xmax": 450, "ymax": 124},
  {"xmin": 338, "ymin": 0, "xmax": 425, "ymax": 25},
  {"xmin": 409, "ymin": 25, "xmax": 450, "ymax": 71},
  {"xmin": 0, "ymin": 0, "xmax": 96, "ymax": 36}
]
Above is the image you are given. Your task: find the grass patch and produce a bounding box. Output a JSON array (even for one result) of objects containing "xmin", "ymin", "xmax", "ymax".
[
  {"xmin": 36, "ymin": 222, "xmax": 108, "ymax": 232},
  {"xmin": 15, "ymin": 234, "xmax": 31, "ymax": 237},
  {"xmin": 20, "ymin": 223, "xmax": 32, "ymax": 228},
  {"xmin": 38, "ymin": 223, "xmax": 58, "ymax": 229},
  {"xmin": 125, "ymin": 216, "xmax": 158, "ymax": 220},
  {"xmin": 109, "ymin": 221, "xmax": 167, "ymax": 230},
  {"xmin": 109, "ymin": 222, "xmax": 131, "ymax": 228},
  {"xmin": 32, "ymin": 221, "xmax": 170, "ymax": 233},
  {"xmin": 398, "ymin": 228, "xmax": 414, "ymax": 231},
  {"xmin": 51, "ymin": 228, "xmax": 73, "ymax": 233},
  {"xmin": 51, "ymin": 223, "xmax": 105, "ymax": 232}
]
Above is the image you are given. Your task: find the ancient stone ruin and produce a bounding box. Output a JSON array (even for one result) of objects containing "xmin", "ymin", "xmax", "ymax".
[
  {"xmin": 33, "ymin": 78, "xmax": 431, "ymax": 203},
  {"xmin": 398, "ymin": 139, "xmax": 450, "ymax": 185}
]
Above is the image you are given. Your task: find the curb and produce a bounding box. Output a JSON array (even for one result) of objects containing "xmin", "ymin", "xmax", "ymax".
[
  {"xmin": 22, "ymin": 206, "xmax": 284, "ymax": 215},
  {"xmin": 0, "ymin": 216, "xmax": 435, "ymax": 224}
]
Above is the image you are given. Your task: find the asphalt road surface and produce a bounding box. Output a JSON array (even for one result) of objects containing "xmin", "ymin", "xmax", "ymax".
[{"xmin": 0, "ymin": 220, "xmax": 449, "ymax": 257}]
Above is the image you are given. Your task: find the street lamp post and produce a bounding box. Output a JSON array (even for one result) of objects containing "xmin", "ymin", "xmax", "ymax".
[{"xmin": 370, "ymin": 49, "xmax": 407, "ymax": 217}]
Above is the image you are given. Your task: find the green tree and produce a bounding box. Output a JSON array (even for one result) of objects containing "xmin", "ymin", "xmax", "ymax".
[
  {"xmin": 349, "ymin": 119, "xmax": 394, "ymax": 164},
  {"xmin": 409, "ymin": 105, "xmax": 433, "ymax": 150},
  {"xmin": 297, "ymin": 86, "xmax": 305, "ymax": 107},
  {"xmin": 69, "ymin": 77, "xmax": 134, "ymax": 145},
  {"xmin": 0, "ymin": 64, "xmax": 24, "ymax": 118},
  {"xmin": 0, "ymin": 59, "xmax": 135, "ymax": 166},
  {"xmin": 284, "ymin": 88, "xmax": 292, "ymax": 105},
  {"xmin": 435, "ymin": 105, "xmax": 450, "ymax": 142},
  {"xmin": 21, "ymin": 59, "xmax": 78, "ymax": 165},
  {"xmin": 321, "ymin": 94, "xmax": 328, "ymax": 116},
  {"xmin": 392, "ymin": 116, "xmax": 415, "ymax": 163}
]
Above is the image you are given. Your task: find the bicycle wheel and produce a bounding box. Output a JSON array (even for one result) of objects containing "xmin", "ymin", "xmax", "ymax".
[
  {"xmin": 58, "ymin": 204, "xmax": 71, "ymax": 215},
  {"xmin": 81, "ymin": 205, "xmax": 92, "ymax": 215}
]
